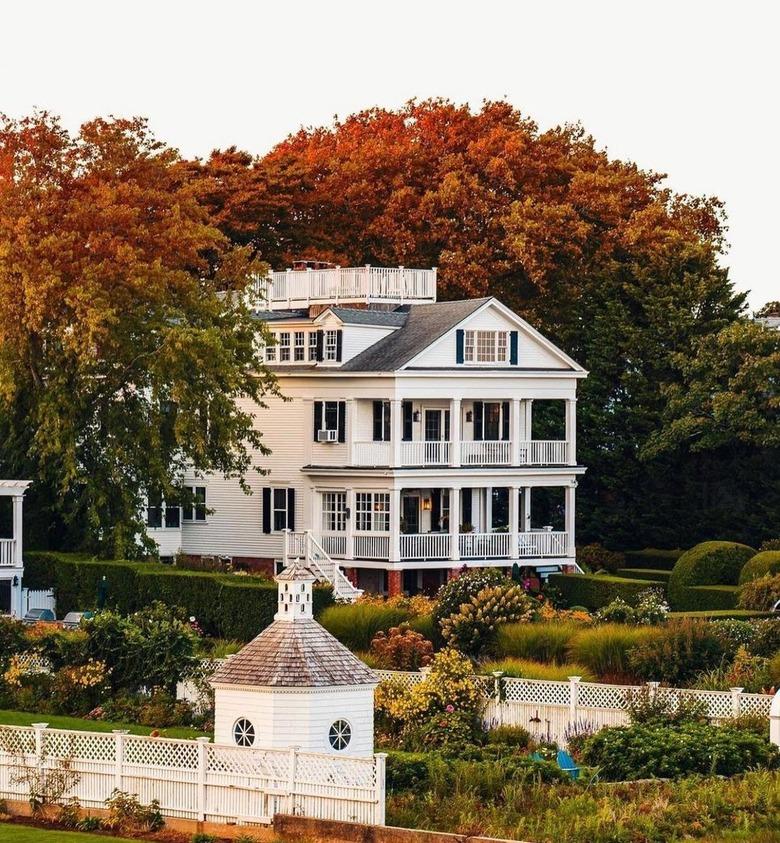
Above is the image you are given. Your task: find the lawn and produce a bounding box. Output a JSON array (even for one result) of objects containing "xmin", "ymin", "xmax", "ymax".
[
  {"xmin": 0, "ymin": 710, "xmax": 209, "ymax": 740},
  {"xmin": 0, "ymin": 824, "xmax": 138, "ymax": 842}
]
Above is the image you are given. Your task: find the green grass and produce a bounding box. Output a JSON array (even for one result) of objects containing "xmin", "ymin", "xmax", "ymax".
[
  {"xmin": 0, "ymin": 824, "xmax": 138, "ymax": 842},
  {"xmin": 494, "ymin": 620, "xmax": 581, "ymax": 663},
  {"xmin": 668, "ymin": 609, "xmax": 769, "ymax": 619},
  {"xmin": 566, "ymin": 623, "xmax": 659, "ymax": 679},
  {"xmin": 0, "ymin": 710, "xmax": 209, "ymax": 740}
]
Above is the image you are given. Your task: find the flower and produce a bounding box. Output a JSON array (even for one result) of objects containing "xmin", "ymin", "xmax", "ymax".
[{"xmin": 445, "ymin": 704, "xmax": 455, "ymax": 713}]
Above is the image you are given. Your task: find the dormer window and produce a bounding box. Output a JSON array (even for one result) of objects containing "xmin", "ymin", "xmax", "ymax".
[
  {"xmin": 324, "ymin": 329, "xmax": 341, "ymax": 361},
  {"xmin": 278, "ymin": 332, "xmax": 291, "ymax": 362}
]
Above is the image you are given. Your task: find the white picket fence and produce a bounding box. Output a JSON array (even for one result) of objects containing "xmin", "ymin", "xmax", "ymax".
[
  {"xmin": 0, "ymin": 725, "xmax": 386, "ymax": 826},
  {"xmin": 375, "ymin": 670, "xmax": 775, "ymax": 746}
]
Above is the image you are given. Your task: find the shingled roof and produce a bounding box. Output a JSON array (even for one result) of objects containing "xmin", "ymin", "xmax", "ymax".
[
  {"xmin": 210, "ymin": 619, "xmax": 378, "ymax": 687},
  {"xmin": 340, "ymin": 298, "xmax": 490, "ymax": 372},
  {"xmin": 327, "ymin": 307, "xmax": 408, "ymax": 328}
]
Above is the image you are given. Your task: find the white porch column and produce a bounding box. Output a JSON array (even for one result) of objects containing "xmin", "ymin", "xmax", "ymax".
[
  {"xmin": 390, "ymin": 487, "xmax": 401, "ymax": 563},
  {"xmin": 509, "ymin": 485, "xmax": 520, "ymax": 560},
  {"xmin": 391, "ymin": 399, "xmax": 402, "ymax": 467},
  {"xmin": 566, "ymin": 398, "xmax": 577, "ymax": 466},
  {"xmin": 345, "ymin": 488, "xmax": 354, "ymax": 560},
  {"xmin": 524, "ymin": 399, "xmax": 533, "ymax": 441},
  {"xmin": 485, "ymin": 486, "xmax": 493, "ymax": 532},
  {"xmin": 450, "ymin": 398, "xmax": 461, "ymax": 467},
  {"xmin": 12, "ymin": 495, "xmax": 23, "ymax": 566},
  {"xmin": 521, "ymin": 487, "xmax": 531, "ymax": 532},
  {"xmin": 449, "ymin": 487, "xmax": 460, "ymax": 562},
  {"xmin": 347, "ymin": 399, "xmax": 356, "ymax": 465},
  {"xmin": 511, "ymin": 398, "xmax": 521, "ymax": 465},
  {"xmin": 565, "ymin": 483, "xmax": 576, "ymax": 556}
]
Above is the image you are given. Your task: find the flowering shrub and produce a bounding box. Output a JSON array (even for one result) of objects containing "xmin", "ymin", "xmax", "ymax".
[
  {"xmin": 739, "ymin": 573, "xmax": 780, "ymax": 610},
  {"xmin": 370, "ymin": 624, "xmax": 434, "ymax": 670},
  {"xmin": 359, "ymin": 593, "xmax": 435, "ymax": 616},
  {"xmin": 750, "ymin": 618, "xmax": 780, "ymax": 657},
  {"xmin": 411, "ymin": 709, "xmax": 478, "ymax": 754},
  {"xmin": 433, "ymin": 568, "xmax": 507, "ymax": 628},
  {"xmin": 534, "ymin": 600, "xmax": 593, "ymax": 625},
  {"xmin": 576, "ymin": 543, "xmax": 626, "ymax": 574},
  {"xmin": 723, "ymin": 646, "xmax": 772, "ymax": 693},
  {"xmin": 627, "ymin": 619, "xmax": 725, "ymax": 685},
  {"xmin": 710, "ymin": 619, "xmax": 757, "ymax": 656},
  {"xmin": 0, "ymin": 617, "xmax": 25, "ymax": 671},
  {"xmin": 440, "ymin": 584, "xmax": 534, "ymax": 656},
  {"xmin": 594, "ymin": 596, "xmax": 634, "ymax": 624},
  {"xmin": 51, "ymin": 659, "xmax": 109, "ymax": 715},
  {"xmin": 595, "ymin": 589, "xmax": 669, "ymax": 625}
]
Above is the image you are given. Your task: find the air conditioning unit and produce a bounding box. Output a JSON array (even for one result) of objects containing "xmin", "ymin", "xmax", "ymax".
[{"xmin": 317, "ymin": 429, "xmax": 338, "ymax": 443}]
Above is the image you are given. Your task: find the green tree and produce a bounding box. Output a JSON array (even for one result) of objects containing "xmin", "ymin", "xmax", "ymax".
[{"xmin": 0, "ymin": 113, "xmax": 278, "ymax": 556}]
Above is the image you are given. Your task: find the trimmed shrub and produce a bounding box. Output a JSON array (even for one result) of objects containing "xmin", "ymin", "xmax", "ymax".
[
  {"xmin": 480, "ymin": 658, "xmax": 595, "ymax": 682},
  {"xmin": 668, "ymin": 541, "xmax": 755, "ymax": 610},
  {"xmin": 682, "ymin": 584, "xmax": 740, "ymax": 611},
  {"xmin": 567, "ymin": 624, "xmax": 659, "ymax": 680},
  {"xmin": 617, "ymin": 568, "xmax": 672, "ymax": 583},
  {"xmin": 739, "ymin": 574, "xmax": 780, "ymax": 612},
  {"xmin": 494, "ymin": 620, "xmax": 580, "ymax": 664},
  {"xmin": 740, "ymin": 551, "xmax": 780, "ymax": 584},
  {"xmin": 548, "ymin": 573, "xmax": 665, "ymax": 611},
  {"xmin": 622, "ymin": 548, "xmax": 684, "ymax": 571},
  {"xmin": 576, "ymin": 543, "xmax": 625, "ymax": 574},
  {"xmin": 320, "ymin": 603, "xmax": 410, "ymax": 651}
]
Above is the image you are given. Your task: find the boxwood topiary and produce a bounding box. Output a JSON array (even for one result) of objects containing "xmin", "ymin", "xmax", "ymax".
[
  {"xmin": 667, "ymin": 541, "xmax": 755, "ymax": 610},
  {"xmin": 548, "ymin": 573, "xmax": 665, "ymax": 611},
  {"xmin": 739, "ymin": 551, "xmax": 780, "ymax": 584}
]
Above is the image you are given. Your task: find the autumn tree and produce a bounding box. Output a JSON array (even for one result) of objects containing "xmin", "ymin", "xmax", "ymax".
[
  {"xmin": 0, "ymin": 113, "xmax": 277, "ymax": 556},
  {"xmin": 191, "ymin": 99, "xmax": 764, "ymax": 548}
]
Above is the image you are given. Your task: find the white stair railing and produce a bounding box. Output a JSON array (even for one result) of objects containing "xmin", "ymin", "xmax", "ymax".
[{"xmin": 283, "ymin": 530, "xmax": 362, "ymax": 602}]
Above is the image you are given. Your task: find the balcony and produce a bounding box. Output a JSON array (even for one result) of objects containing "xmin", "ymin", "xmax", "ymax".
[
  {"xmin": 351, "ymin": 439, "xmax": 570, "ymax": 467},
  {"xmin": 0, "ymin": 539, "xmax": 16, "ymax": 567},
  {"xmin": 255, "ymin": 265, "xmax": 437, "ymax": 310}
]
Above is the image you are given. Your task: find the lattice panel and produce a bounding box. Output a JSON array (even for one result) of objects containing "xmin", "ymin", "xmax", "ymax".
[
  {"xmin": 207, "ymin": 744, "xmax": 289, "ymax": 780},
  {"xmin": 578, "ymin": 683, "xmax": 634, "ymax": 710},
  {"xmin": 739, "ymin": 693, "xmax": 773, "ymax": 717},
  {"xmin": 43, "ymin": 730, "xmax": 115, "ymax": 762},
  {"xmin": 296, "ymin": 754, "xmax": 376, "ymax": 789},
  {"xmin": 0, "ymin": 726, "xmax": 36, "ymax": 756},
  {"xmin": 124, "ymin": 736, "xmax": 198, "ymax": 770},
  {"xmin": 502, "ymin": 678, "xmax": 571, "ymax": 706},
  {"xmin": 375, "ymin": 670, "xmax": 422, "ymax": 689}
]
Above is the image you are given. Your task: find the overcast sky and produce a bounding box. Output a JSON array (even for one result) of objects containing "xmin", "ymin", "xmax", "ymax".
[{"xmin": 2, "ymin": 0, "xmax": 777, "ymax": 309}]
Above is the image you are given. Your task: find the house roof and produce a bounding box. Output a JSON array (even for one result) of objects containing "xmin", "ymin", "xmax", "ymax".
[
  {"xmin": 341, "ymin": 298, "xmax": 490, "ymax": 372},
  {"xmin": 252, "ymin": 309, "xmax": 310, "ymax": 322},
  {"xmin": 326, "ymin": 307, "xmax": 408, "ymax": 328},
  {"xmin": 210, "ymin": 619, "xmax": 378, "ymax": 688}
]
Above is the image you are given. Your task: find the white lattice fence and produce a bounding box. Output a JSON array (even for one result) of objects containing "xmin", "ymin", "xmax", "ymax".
[{"xmin": 0, "ymin": 726, "xmax": 385, "ymax": 826}]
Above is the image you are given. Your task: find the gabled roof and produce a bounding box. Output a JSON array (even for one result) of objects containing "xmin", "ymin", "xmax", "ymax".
[
  {"xmin": 210, "ymin": 618, "xmax": 377, "ymax": 688},
  {"xmin": 341, "ymin": 298, "xmax": 490, "ymax": 372},
  {"xmin": 324, "ymin": 307, "xmax": 408, "ymax": 328},
  {"xmin": 252, "ymin": 309, "xmax": 310, "ymax": 322}
]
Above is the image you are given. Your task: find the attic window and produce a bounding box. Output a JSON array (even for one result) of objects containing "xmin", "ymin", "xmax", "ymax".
[{"xmin": 464, "ymin": 330, "xmax": 508, "ymax": 363}]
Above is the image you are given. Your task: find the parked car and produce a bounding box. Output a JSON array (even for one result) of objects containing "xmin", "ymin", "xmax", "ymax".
[
  {"xmin": 22, "ymin": 607, "xmax": 56, "ymax": 625},
  {"xmin": 62, "ymin": 610, "xmax": 93, "ymax": 629}
]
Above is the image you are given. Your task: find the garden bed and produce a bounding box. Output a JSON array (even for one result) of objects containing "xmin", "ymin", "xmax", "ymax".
[{"xmin": 0, "ymin": 710, "xmax": 208, "ymax": 740}]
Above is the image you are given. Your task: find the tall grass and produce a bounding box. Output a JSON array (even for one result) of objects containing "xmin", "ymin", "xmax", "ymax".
[
  {"xmin": 480, "ymin": 657, "xmax": 595, "ymax": 682},
  {"xmin": 566, "ymin": 623, "xmax": 659, "ymax": 680},
  {"xmin": 319, "ymin": 603, "xmax": 411, "ymax": 651},
  {"xmin": 494, "ymin": 621, "xmax": 580, "ymax": 663}
]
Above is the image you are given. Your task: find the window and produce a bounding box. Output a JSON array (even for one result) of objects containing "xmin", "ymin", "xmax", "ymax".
[
  {"xmin": 463, "ymin": 330, "xmax": 508, "ymax": 363},
  {"xmin": 313, "ymin": 400, "xmax": 346, "ymax": 442},
  {"xmin": 472, "ymin": 401, "xmax": 510, "ymax": 441},
  {"xmin": 278, "ymin": 331, "xmax": 291, "ymax": 362},
  {"xmin": 263, "ymin": 486, "xmax": 295, "ymax": 533},
  {"xmin": 265, "ymin": 339, "xmax": 276, "ymax": 362},
  {"xmin": 294, "ymin": 331, "xmax": 306, "ymax": 361},
  {"xmin": 146, "ymin": 491, "xmax": 162, "ymax": 528},
  {"xmin": 328, "ymin": 719, "xmax": 352, "ymax": 751},
  {"xmin": 233, "ymin": 718, "xmax": 255, "ymax": 747},
  {"xmin": 164, "ymin": 499, "xmax": 181, "ymax": 528},
  {"xmin": 356, "ymin": 492, "xmax": 390, "ymax": 532},
  {"xmin": 372, "ymin": 401, "xmax": 391, "ymax": 442},
  {"xmin": 274, "ymin": 488, "xmax": 290, "ymax": 531},
  {"xmin": 182, "ymin": 486, "xmax": 207, "ymax": 522},
  {"xmin": 324, "ymin": 329, "xmax": 340, "ymax": 361},
  {"xmin": 308, "ymin": 331, "xmax": 318, "ymax": 361},
  {"xmin": 322, "ymin": 492, "xmax": 347, "ymax": 532}
]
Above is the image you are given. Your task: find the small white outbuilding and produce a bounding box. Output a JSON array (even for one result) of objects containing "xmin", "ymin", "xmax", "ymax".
[{"xmin": 211, "ymin": 561, "xmax": 377, "ymax": 756}]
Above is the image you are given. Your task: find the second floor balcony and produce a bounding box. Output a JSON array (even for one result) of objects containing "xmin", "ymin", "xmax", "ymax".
[{"xmin": 352, "ymin": 438, "xmax": 570, "ymax": 467}]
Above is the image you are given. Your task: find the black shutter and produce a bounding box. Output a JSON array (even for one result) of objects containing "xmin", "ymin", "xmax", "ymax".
[
  {"xmin": 316, "ymin": 330, "xmax": 324, "ymax": 361},
  {"xmin": 510, "ymin": 331, "xmax": 519, "ymax": 365},
  {"xmin": 336, "ymin": 330, "xmax": 343, "ymax": 362},
  {"xmin": 444, "ymin": 410, "xmax": 451, "ymax": 441},
  {"xmin": 262, "ymin": 487, "xmax": 271, "ymax": 534},
  {"xmin": 462, "ymin": 488, "xmax": 472, "ymax": 527},
  {"xmin": 372, "ymin": 400, "xmax": 383, "ymax": 442},
  {"xmin": 473, "ymin": 401, "xmax": 484, "ymax": 441},
  {"xmin": 287, "ymin": 488, "xmax": 295, "ymax": 531},
  {"xmin": 337, "ymin": 401, "xmax": 346, "ymax": 443},
  {"xmin": 383, "ymin": 402, "xmax": 391, "ymax": 441},
  {"xmin": 456, "ymin": 329, "xmax": 465, "ymax": 364},
  {"xmin": 402, "ymin": 400, "xmax": 413, "ymax": 441},
  {"xmin": 502, "ymin": 401, "xmax": 510, "ymax": 441},
  {"xmin": 313, "ymin": 401, "xmax": 323, "ymax": 441},
  {"xmin": 431, "ymin": 490, "xmax": 441, "ymax": 531}
]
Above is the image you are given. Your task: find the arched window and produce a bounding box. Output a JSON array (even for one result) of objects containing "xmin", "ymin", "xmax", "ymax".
[
  {"xmin": 328, "ymin": 719, "xmax": 352, "ymax": 751},
  {"xmin": 233, "ymin": 718, "xmax": 255, "ymax": 747}
]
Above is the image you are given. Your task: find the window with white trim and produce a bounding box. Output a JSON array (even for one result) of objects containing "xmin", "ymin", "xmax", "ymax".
[
  {"xmin": 273, "ymin": 488, "xmax": 291, "ymax": 531},
  {"xmin": 324, "ymin": 329, "xmax": 340, "ymax": 361},
  {"xmin": 233, "ymin": 718, "xmax": 255, "ymax": 747},
  {"xmin": 355, "ymin": 492, "xmax": 390, "ymax": 532},
  {"xmin": 322, "ymin": 492, "xmax": 347, "ymax": 532},
  {"xmin": 294, "ymin": 331, "xmax": 306, "ymax": 361},
  {"xmin": 278, "ymin": 331, "xmax": 291, "ymax": 362},
  {"xmin": 464, "ymin": 330, "xmax": 509, "ymax": 363},
  {"xmin": 182, "ymin": 486, "xmax": 207, "ymax": 522},
  {"xmin": 308, "ymin": 331, "xmax": 318, "ymax": 361},
  {"xmin": 328, "ymin": 719, "xmax": 352, "ymax": 751},
  {"xmin": 265, "ymin": 338, "xmax": 276, "ymax": 362}
]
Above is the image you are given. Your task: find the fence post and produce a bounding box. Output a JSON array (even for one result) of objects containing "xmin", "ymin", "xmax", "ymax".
[
  {"xmin": 568, "ymin": 676, "xmax": 581, "ymax": 721},
  {"xmin": 282, "ymin": 529, "xmax": 290, "ymax": 566},
  {"xmin": 771, "ymin": 690, "xmax": 780, "ymax": 748},
  {"xmin": 730, "ymin": 687, "xmax": 744, "ymax": 719},
  {"xmin": 492, "ymin": 671, "xmax": 505, "ymax": 726},
  {"xmin": 646, "ymin": 681, "xmax": 659, "ymax": 704},
  {"xmin": 112, "ymin": 730, "xmax": 128, "ymax": 792},
  {"xmin": 31, "ymin": 723, "xmax": 47, "ymax": 776},
  {"xmin": 287, "ymin": 745, "xmax": 299, "ymax": 816},
  {"xmin": 375, "ymin": 752, "xmax": 387, "ymax": 826},
  {"xmin": 196, "ymin": 736, "xmax": 210, "ymax": 821}
]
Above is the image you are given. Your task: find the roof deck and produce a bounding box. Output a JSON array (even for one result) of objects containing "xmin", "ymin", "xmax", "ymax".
[{"xmin": 255, "ymin": 265, "xmax": 437, "ymax": 311}]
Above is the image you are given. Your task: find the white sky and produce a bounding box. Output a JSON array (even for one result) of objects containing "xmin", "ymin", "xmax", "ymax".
[{"xmin": 2, "ymin": 0, "xmax": 777, "ymax": 309}]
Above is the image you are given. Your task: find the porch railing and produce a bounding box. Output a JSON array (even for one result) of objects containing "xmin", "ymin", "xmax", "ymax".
[
  {"xmin": 352, "ymin": 441, "xmax": 392, "ymax": 466},
  {"xmin": 321, "ymin": 533, "xmax": 347, "ymax": 558},
  {"xmin": 0, "ymin": 539, "xmax": 17, "ymax": 566},
  {"xmin": 399, "ymin": 533, "xmax": 451, "ymax": 560},
  {"xmin": 518, "ymin": 530, "xmax": 568, "ymax": 557},
  {"xmin": 350, "ymin": 438, "xmax": 570, "ymax": 467},
  {"xmin": 400, "ymin": 440, "xmax": 450, "ymax": 466},
  {"xmin": 460, "ymin": 440, "xmax": 511, "ymax": 465},
  {"xmin": 518, "ymin": 440, "xmax": 568, "ymax": 465},
  {"xmin": 354, "ymin": 534, "xmax": 390, "ymax": 559},
  {"xmin": 459, "ymin": 531, "xmax": 511, "ymax": 558}
]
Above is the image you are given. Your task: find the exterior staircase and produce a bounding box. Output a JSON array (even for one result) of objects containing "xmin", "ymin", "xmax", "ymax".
[{"xmin": 283, "ymin": 530, "xmax": 363, "ymax": 602}]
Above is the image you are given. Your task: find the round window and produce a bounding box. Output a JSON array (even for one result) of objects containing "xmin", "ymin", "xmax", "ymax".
[
  {"xmin": 233, "ymin": 718, "xmax": 255, "ymax": 747},
  {"xmin": 328, "ymin": 719, "xmax": 352, "ymax": 751}
]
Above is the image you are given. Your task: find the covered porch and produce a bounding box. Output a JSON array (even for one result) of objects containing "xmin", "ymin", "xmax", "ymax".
[{"xmin": 0, "ymin": 480, "xmax": 31, "ymax": 617}]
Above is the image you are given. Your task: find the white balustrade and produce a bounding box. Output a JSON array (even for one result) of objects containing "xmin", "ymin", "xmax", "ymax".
[
  {"xmin": 458, "ymin": 532, "xmax": 511, "ymax": 559},
  {"xmin": 400, "ymin": 440, "xmax": 450, "ymax": 466},
  {"xmin": 352, "ymin": 441, "xmax": 392, "ymax": 466},
  {"xmin": 399, "ymin": 533, "xmax": 450, "ymax": 560},
  {"xmin": 517, "ymin": 440, "xmax": 568, "ymax": 465},
  {"xmin": 518, "ymin": 530, "xmax": 568, "ymax": 557},
  {"xmin": 0, "ymin": 539, "xmax": 16, "ymax": 566},
  {"xmin": 459, "ymin": 440, "xmax": 512, "ymax": 465},
  {"xmin": 353, "ymin": 534, "xmax": 390, "ymax": 560},
  {"xmin": 320, "ymin": 533, "xmax": 347, "ymax": 559}
]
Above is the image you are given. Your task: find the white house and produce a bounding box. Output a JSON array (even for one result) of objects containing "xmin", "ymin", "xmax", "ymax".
[
  {"xmin": 211, "ymin": 560, "xmax": 377, "ymax": 755},
  {"xmin": 147, "ymin": 264, "xmax": 587, "ymax": 598},
  {"xmin": 0, "ymin": 480, "xmax": 31, "ymax": 617}
]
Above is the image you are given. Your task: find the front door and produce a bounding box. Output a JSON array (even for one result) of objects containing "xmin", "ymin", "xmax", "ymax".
[{"xmin": 402, "ymin": 495, "xmax": 420, "ymax": 534}]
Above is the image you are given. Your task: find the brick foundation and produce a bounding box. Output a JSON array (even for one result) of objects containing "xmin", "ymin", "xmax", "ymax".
[{"xmin": 387, "ymin": 569, "xmax": 403, "ymax": 597}]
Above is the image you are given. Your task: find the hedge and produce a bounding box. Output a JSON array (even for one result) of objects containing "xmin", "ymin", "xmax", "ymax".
[
  {"xmin": 23, "ymin": 551, "xmax": 334, "ymax": 640},
  {"xmin": 739, "ymin": 551, "xmax": 780, "ymax": 585},
  {"xmin": 622, "ymin": 548, "xmax": 684, "ymax": 571},
  {"xmin": 548, "ymin": 573, "xmax": 665, "ymax": 611},
  {"xmin": 615, "ymin": 568, "xmax": 673, "ymax": 584},
  {"xmin": 667, "ymin": 541, "xmax": 755, "ymax": 610},
  {"xmin": 674, "ymin": 585, "xmax": 740, "ymax": 612}
]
